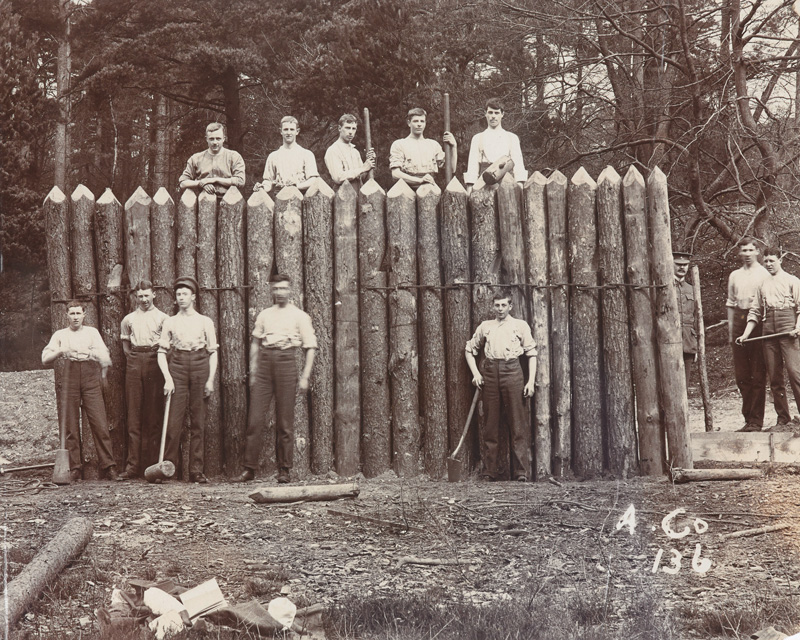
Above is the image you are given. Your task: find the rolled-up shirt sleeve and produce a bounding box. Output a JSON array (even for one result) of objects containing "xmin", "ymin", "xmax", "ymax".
[
  {"xmin": 519, "ymin": 322, "xmax": 537, "ymax": 357},
  {"xmin": 229, "ymin": 150, "xmax": 246, "ymax": 187},
  {"xmin": 204, "ymin": 317, "xmax": 218, "ymax": 353},
  {"xmin": 299, "ymin": 314, "xmax": 317, "ymax": 349},
  {"xmin": 465, "ymin": 324, "xmax": 487, "ymax": 357}
]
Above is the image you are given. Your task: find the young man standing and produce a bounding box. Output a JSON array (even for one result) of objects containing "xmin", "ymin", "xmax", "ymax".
[
  {"xmin": 235, "ymin": 274, "xmax": 317, "ymax": 484},
  {"xmin": 118, "ymin": 280, "xmax": 168, "ymax": 480},
  {"xmin": 736, "ymin": 248, "xmax": 800, "ymax": 429},
  {"xmin": 42, "ymin": 300, "xmax": 118, "ymax": 481},
  {"xmin": 324, "ymin": 113, "xmax": 376, "ymax": 188},
  {"xmin": 673, "ymin": 252, "xmax": 698, "ymax": 389},
  {"xmin": 727, "ymin": 237, "xmax": 769, "ymax": 432},
  {"xmin": 254, "ymin": 116, "xmax": 319, "ymax": 194},
  {"xmin": 465, "ymin": 291, "xmax": 536, "ymax": 481},
  {"xmin": 179, "ymin": 122, "xmax": 246, "ymax": 196},
  {"xmin": 464, "ymin": 98, "xmax": 527, "ymax": 190},
  {"xmin": 157, "ymin": 276, "xmax": 218, "ymax": 483},
  {"xmin": 389, "ymin": 107, "xmax": 457, "ymax": 188}
]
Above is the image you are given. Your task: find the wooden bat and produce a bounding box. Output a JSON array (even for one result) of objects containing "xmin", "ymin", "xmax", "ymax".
[
  {"xmin": 740, "ymin": 331, "xmax": 794, "ymax": 343},
  {"xmin": 444, "ymin": 92, "xmax": 452, "ymax": 184},
  {"xmin": 363, "ymin": 107, "xmax": 374, "ymax": 182}
]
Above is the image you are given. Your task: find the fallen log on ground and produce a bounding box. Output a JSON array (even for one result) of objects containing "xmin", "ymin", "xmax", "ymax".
[
  {"xmin": 671, "ymin": 468, "xmax": 762, "ymax": 483},
  {"xmin": 395, "ymin": 556, "xmax": 479, "ymax": 569},
  {"xmin": 719, "ymin": 523, "xmax": 792, "ymax": 540},
  {"xmin": 326, "ymin": 508, "xmax": 424, "ymax": 532},
  {"xmin": 248, "ymin": 483, "xmax": 359, "ymax": 504},
  {"xmin": 0, "ymin": 517, "xmax": 93, "ymax": 632}
]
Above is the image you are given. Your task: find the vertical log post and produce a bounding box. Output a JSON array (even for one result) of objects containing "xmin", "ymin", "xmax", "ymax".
[
  {"xmin": 246, "ymin": 190, "xmax": 276, "ymax": 475},
  {"xmin": 358, "ymin": 180, "xmax": 391, "ymax": 477},
  {"xmin": 124, "ymin": 187, "xmax": 152, "ymax": 296},
  {"xmin": 597, "ymin": 167, "xmax": 637, "ymax": 477},
  {"xmin": 417, "ymin": 183, "xmax": 448, "ymax": 478},
  {"xmin": 196, "ymin": 191, "xmax": 221, "ymax": 480},
  {"xmin": 275, "ymin": 186, "xmax": 310, "ymax": 476},
  {"xmin": 546, "ymin": 171, "xmax": 571, "ymax": 477},
  {"xmin": 441, "ymin": 179, "xmax": 473, "ymax": 475},
  {"xmin": 623, "ymin": 166, "xmax": 662, "ymax": 474},
  {"xmin": 497, "ymin": 175, "xmax": 528, "ymax": 320},
  {"xmin": 331, "ymin": 181, "xmax": 360, "ymax": 476},
  {"xmin": 647, "ymin": 168, "xmax": 692, "ymax": 469},
  {"xmin": 386, "ymin": 180, "xmax": 420, "ymax": 476},
  {"xmin": 692, "ymin": 264, "xmax": 714, "ymax": 431},
  {"xmin": 523, "ymin": 172, "xmax": 552, "ymax": 478},
  {"xmin": 176, "ymin": 189, "xmax": 198, "ymax": 293},
  {"xmin": 151, "ymin": 188, "xmax": 176, "ymax": 314},
  {"xmin": 95, "ymin": 188, "xmax": 126, "ymax": 464},
  {"xmin": 218, "ymin": 187, "xmax": 247, "ymax": 477},
  {"xmin": 305, "ymin": 179, "xmax": 335, "ymax": 475}
]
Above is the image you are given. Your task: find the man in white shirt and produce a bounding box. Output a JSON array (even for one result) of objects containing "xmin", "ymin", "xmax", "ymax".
[
  {"xmin": 389, "ymin": 107, "xmax": 457, "ymax": 188},
  {"xmin": 179, "ymin": 122, "xmax": 246, "ymax": 196},
  {"xmin": 737, "ymin": 248, "xmax": 800, "ymax": 429},
  {"xmin": 254, "ymin": 116, "xmax": 319, "ymax": 194},
  {"xmin": 464, "ymin": 98, "xmax": 527, "ymax": 191},
  {"xmin": 324, "ymin": 113, "xmax": 376, "ymax": 188}
]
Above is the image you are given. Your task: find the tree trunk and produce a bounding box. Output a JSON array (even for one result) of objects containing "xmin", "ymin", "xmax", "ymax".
[
  {"xmin": 221, "ymin": 67, "xmax": 243, "ymax": 152},
  {"xmin": 217, "ymin": 187, "xmax": 247, "ymax": 477},
  {"xmin": 305, "ymin": 180, "xmax": 336, "ymax": 475},
  {"xmin": 154, "ymin": 95, "xmax": 169, "ymax": 189},
  {"xmin": 386, "ymin": 179, "xmax": 420, "ymax": 477},
  {"xmin": 95, "ymin": 189, "xmax": 126, "ymax": 465},
  {"xmin": 176, "ymin": 189, "xmax": 197, "ymax": 295},
  {"xmin": 124, "ymin": 187, "xmax": 151, "ymax": 291},
  {"xmin": 151, "ymin": 188, "xmax": 176, "ymax": 316},
  {"xmin": 647, "ymin": 168, "xmax": 692, "ymax": 470},
  {"xmin": 623, "ymin": 167, "xmax": 662, "ymax": 474},
  {"xmin": 597, "ymin": 167, "xmax": 637, "ymax": 477},
  {"xmin": 358, "ymin": 180, "xmax": 391, "ymax": 477},
  {"xmin": 441, "ymin": 180, "xmax": 473, "ymax": 476},
  {"xmin": 54, "ymin": 0, "xmax": 71, "ymax": 191},
  {"xmin": 546, "ymin": 171, "xmax": 571, "ymax": 477},
  {"xmin": 523, "ymin": 172, "xmax": 552, "ymax": 478},
  {"xmin": 275, "ymin": 186, "xmax": 310, "ymax": 476},
  {"xmin": 497, "ymin": 175, "xmax": 527, "ymax": 320},
  {"xmin": 416, "ymin": 183, "xmax": 448, "ymax": 478}
]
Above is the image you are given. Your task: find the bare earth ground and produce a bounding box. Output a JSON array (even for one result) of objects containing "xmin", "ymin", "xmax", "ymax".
[{"xmin": 5, "ymin": 364, "xmax": 800, "ymax": 639}]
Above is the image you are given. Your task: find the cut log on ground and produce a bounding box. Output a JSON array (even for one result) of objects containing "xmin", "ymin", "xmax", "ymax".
[
  {"xmin": 248, "ymin": 482, "xmax": 359, "ymax": 504},
  {"xmin": 0, "ymin": 517, "xmax": 93, "ymax": 633},
  {"xmin": 671, "ymin": 468, "xmax": 762, "ymax": 484},
  {"xmin": 395, "ymin": 556, "xmax": 479, "ymax": 569},
  {"xmin": 719, "ymin": 523, "xmax": 792, "ymax": 540}
]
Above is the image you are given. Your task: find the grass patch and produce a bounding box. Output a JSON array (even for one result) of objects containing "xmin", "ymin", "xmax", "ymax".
[{"xmin": 683, "ymin": 594, "xmax": 800, "ymax": 638}]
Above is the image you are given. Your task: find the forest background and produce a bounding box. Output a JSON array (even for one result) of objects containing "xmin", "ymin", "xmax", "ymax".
[{"xmin": 2, "ymin": 0, "xmax": 800, "ymax": 369}]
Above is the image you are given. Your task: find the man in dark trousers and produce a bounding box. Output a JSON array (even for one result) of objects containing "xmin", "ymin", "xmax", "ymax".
[
  {"xmin": 673, "ymin": 252, "xmax": 698, "ymax": 390},
  {"xmin": 118, "ymin": 280, "xmax": 168, "ymax": 480},
  {"xmin": 157, "ymin": 276, "xmax": 218, "ymax": 483},
  {"xmin": 42, "ymin": 300, "xmax": 118, "ymax": 481},
  {"xmin": 235, "ymin": 274, "xmax": 317, "ymax": 484},
  {"xmin": 465, "ymin": 291, "xmax": 536, "ymax": 481}
]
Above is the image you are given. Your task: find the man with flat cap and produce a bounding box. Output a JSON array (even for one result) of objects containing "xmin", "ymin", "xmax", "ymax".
[
  {"xmin": 157, "ymin": 276, "xmax": 218, "ymax": 483},
  {"xmin": 673, "ymin": 252, "xmax": 698, "ymax": 389}
]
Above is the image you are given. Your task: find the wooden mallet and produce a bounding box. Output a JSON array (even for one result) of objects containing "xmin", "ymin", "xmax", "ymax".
[
  {"xmin": 363, "ymin": 107, "xmax": 374, "ymax": 182},
  {"xmin": 144, "ymin": 392, "xmax": 175, "ymax": 483}
]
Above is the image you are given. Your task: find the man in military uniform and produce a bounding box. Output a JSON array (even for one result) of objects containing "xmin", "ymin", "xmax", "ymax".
[{"xmin": 673, "ymin": 252, "xmax": 698, "ymax": 390}]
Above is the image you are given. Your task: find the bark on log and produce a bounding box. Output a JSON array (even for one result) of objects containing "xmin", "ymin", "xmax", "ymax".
[
  {"xmin": 248, "ymin": 482, "xmax": 359, "ymax": 504},
  {"xmin": 441, "ymin": 178, "xmax": 473, "ymax": 476},
  {"xmin": 124, "ymin": 186, "xmax": 151, "ymax": 292},
  {"xmin": 387, "ymin": 179, "xmax": 420, "ymax": 476},
  {"xmin": 176, "ymin": 189, "xmax": 198, "ymax": 295},
  {"xmin": 151, "ymin": 188, "xmax": 176, "ymax": 315},
  {"xmin": 417, "ymin": 184, "xmax": 448, "ymax": 478},
  {"xmin": 95, "ymin": 189, "xmax": 126, "ymax": 465},
  {"xmin": 331, "ymin": 180, "xmax": 359, "ymax": 476},
  {"xmin": 671, "ymin": 468, "xmax": 761, "ymax": 483},
  {"xmin": 0, "ymin": 517, "xmax": 93, "ymax": 633},
  {"xmin": 692, "ymin": 265, "xmax": 714, "ymax": 432},
  {"xmin": 196, "ymin": 191, "xmax": 221, "ymax": 480},
  {"xmin": 597, "ymin": 167, "xmax": 637, "ymax": 477},
  {"xmin": 523, "ymin": 172, "xmax": 552, "ymax": 478},
  {"xmin": 546, "ymin": 171, "xmax": 571, "ymax": 477},
  {"xmin": 648, "ymin": 168, "xmax": 692, "ymax": 470},
  {"xmin": 306, "ymin": 179, "xmax": 335, "ymax": 475},
  {"xmin": 275, "ymin": 186, "xmax": 310, "ymax": 476},
  {"xmin": 218, "ymin": 187, "xmax": 247, "ymax": 477},
  {"xmin": 622, "ymin": 167, "xmax": 663, "ymax": 475},
  {"xmin": 497, "ymin": 175, "xmax": 527, "ymax": 320},
  {"xmin": 246, "ymin": 190, "xmax": 275, "ymax": 475},
  {"xmin": 358, "ymin": 180, "xmax": 391, "ymax": 477}
]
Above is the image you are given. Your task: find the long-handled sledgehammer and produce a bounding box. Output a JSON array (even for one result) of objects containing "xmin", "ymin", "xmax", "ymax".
[
  {"xmin": 52, "ymin": 365, "xmax": 71, "ymax": 485},
  {"xmin": 144, "ymin": 393, "xmax": 175, "ymax": 483},
  {"xmin": 447, "ymin": 388, "xmax": 481, "ymax": 482}
]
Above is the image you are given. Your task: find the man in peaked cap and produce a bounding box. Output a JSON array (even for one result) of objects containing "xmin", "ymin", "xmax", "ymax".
[
  {"xmin": 157, "ymin": 275, "xmax": 218, "ymax": 483},
  {"xmin": 673, "ymin": 252, "xmax": 698, "ymax": 390}
]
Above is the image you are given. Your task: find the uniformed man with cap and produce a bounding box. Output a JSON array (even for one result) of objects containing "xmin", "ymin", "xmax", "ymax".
[
  {"xmin": 157, "ymin": 275, "xmax": 218, "ymax": 483},
  {"xmin": 673, "ymin": 252, "xmax": 698, "ymax": 389}
]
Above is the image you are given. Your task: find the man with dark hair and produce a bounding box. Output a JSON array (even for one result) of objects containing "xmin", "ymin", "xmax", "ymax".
[
  {"xmin": 673, "ymin": 252, "xmax": 697, "ymax": 389},
  {"xmin": 464, "ymin": 98, "xmax": 527, "ymax": 191},
  {"xmin": 255, "ymin": 116, "xmax": 319, "ymax": 194},
  {"xmin": 465, "ymin": 291, "xmax": 536, "ymax": 481},
  {"xmin": 118, "ymin": 280, "xmax": 168, "ymax": 480},
  {"xmin": 324, "ymin": 113, "xmax": 376, "ymax": 187},
  {"xmin": 389, "ymin": 107, "xmax": 456, "ymax": 188},
  {"xmin": 737, "ymin": 248, "xmax": 800, "ymax": 429},
  {"xmin": 727, "ymin": 237, "xmax": 769, "ymax": 431},
  {"xmin": 179, "ymin": 122, "xmax": 246, "ymax": 196},
  {"xmin": 157, "ymin": 276, "xmax": 218, "ymax": 483},
  {"xmin": 42, "ymin": 300, "xmax": 118, "ymax": 481},
  {"xmin": 235, "ymin": 274, "xmax": 317, "ymax": 484}
]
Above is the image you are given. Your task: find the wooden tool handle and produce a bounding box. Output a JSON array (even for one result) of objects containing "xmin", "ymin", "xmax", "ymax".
[
  {"xmin": 363, "ymin": 107, "xmax": 374, "ymax": 182},
  {"xmin": 444, "ymin": 92, "xmax": 452, "ymax": 184},
  {"xmin": 158, "ymin": 393, "xmax": 172, "ymax": 463},
  {"xmin": 741, "ymin": 331, "xmax": 794, "ymax": 343},
  {"xmin": 450, "ymin": 388, "xmax": 480, "ymax": 460}
]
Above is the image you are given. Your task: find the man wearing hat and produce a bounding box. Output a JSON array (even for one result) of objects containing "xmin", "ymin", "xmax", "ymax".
[
  {"xmin": 673, "ymin": 252, "xmax": 698, "ymax": 389},
  {"xmin": 157, "ymin": 276, "xmax": 218, "ymax": 483}
]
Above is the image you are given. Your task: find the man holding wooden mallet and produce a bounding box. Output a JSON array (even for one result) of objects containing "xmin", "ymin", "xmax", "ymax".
[
  {"xmin": 736, "ymin": 247, "xmax": 800, "ymax": 430},
  {"xmin": 324, "ymin": 113, "xmax": 376, "ymax": 188},
  {"xmin": 389, "ymin": 107, "xmax": 456, "ymax": 188},
  {"xmin": 465, "ymin": 290, "xmax": 536, "ymax": 481}
]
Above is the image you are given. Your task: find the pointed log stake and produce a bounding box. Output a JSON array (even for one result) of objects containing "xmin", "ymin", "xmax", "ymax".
[
  {"xmin": 692, "ymin": 265, "xmax": 714, "ymax": 432},
  {"xmin": 248, "ymin": 483, "xmax": 359, "ymax": 504},
  {"xmin": 151, "ymin": 188, "xmax": 176, "ymax": 315},
  {"xmin": 497, "ymin": 173, "xmax": 527, "ymax": 320},
  {"xmin": 0, "ymin": 517, "xmax": 93, "ymax": 633},
  {"xmin": 176, "ymin": 189, "xmax": 198, "ymax": 284},
  {"xmin": 124, "ymin": 186, "xmax": 152, "ymax": 291}
]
